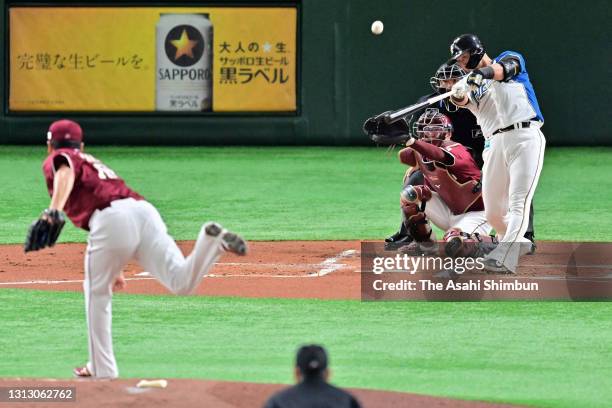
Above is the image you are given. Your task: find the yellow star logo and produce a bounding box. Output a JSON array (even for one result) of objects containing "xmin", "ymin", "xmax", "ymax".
[{"xmin": 170, "ymin": 29, "xmax": 198, "ymax": 60}]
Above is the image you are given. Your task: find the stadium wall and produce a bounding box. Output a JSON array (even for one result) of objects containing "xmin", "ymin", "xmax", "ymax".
[{"xmin": 1, "ymin": 0, "xmax": 610, "ymax": 146}]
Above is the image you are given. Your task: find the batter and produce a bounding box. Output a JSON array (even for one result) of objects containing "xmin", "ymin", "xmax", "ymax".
[{"xmin": 448, "ymin": 34, "xmax": 546, "ymax": 273}]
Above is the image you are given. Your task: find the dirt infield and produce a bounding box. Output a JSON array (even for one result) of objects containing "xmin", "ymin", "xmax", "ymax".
[
  {"xmin": 0, "ymin": 379, "xmax": 520, "ymax": 408},
  {"xmin": 1, "ymin": 240, "xmax": 604, "ymax": 407},
  {"xmin": 0, "ymin": 241, "xmax": 362, "ymax": 299},
  {"xmin": 1, "ymin": 240, "xmax": 610, "ymax": 300}
]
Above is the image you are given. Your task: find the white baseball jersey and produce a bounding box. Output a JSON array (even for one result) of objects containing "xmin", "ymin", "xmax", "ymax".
[{"xmin": 465, "ymin": 51, "xmax": 544, "ymax": 137}]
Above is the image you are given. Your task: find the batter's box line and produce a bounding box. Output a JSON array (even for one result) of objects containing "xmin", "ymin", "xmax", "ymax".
[{"xmin": 307, "ymin": 249, "xmax": 359, "ymax": 277}]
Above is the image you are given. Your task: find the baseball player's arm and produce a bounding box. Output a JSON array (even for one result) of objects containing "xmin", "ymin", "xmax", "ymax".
[
  {"xmin": 406, "ymin": 139, "xmax": 453, "ymax": 165},
  {"xmin": 49, "ymin": 164, "xmax": 75, "ymax": 211},
  {"xmin": 398, "ymin": 147, "xmax": 417, "ymax": 166},
  {"xmin": 470, "ymin": 56, "xmax": 522, "ymax": 83},
  {"xmin": 452, "ymin": 56, "xmax": 522, "ymax": 105}
]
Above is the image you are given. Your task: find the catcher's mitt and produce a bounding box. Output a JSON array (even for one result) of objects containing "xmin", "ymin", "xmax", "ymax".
[
  {"xmin": 24, "ymin": 209, "xmax": 66, "ymax": 252},
  {"xmin": 363, "ymin": 112, "xmax": 412, "ymax": 146}
]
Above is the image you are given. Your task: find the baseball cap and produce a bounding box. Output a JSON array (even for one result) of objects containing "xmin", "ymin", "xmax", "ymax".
[
  {"xmin": 296, "ymin": 344, "xmax": 328, "ymax": 376},
  {"xmin": 47, "ymin": 119, "xmax": 83, "ymax": 143}
]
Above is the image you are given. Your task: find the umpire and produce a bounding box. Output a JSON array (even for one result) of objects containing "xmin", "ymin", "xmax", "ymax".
[{"xmin": 262, "ymin": 345, "xmax": 362, "ymax": 408}]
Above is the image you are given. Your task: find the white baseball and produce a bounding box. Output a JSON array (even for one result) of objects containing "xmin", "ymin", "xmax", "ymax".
[{"xmin": 371, "ymin": 20, "xmax": 384, "ymax": 35}]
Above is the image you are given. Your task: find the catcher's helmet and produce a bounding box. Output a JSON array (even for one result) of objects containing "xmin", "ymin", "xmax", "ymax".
[
  {"xmin": 448, "ymin": 34, "xmax": 485, "ymax": 69},
  {"xmin": 430, "ymin": 63, "xmax": 467, "ymax": 93},
  {"xmin": 412, "ymin": 108, "xmax": 453, "ymax": 146},
  {"xmin": 430, "ymin": 63, "xmax": 467, "ymax": 112}
]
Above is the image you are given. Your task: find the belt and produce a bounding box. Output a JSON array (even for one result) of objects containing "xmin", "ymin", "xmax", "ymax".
[{"xmin": 493, "ymin": 121, "xmax": 535, "ymax": 135}]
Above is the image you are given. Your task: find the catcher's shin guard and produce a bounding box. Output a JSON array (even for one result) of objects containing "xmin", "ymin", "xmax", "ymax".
[{"xmin": 400, "ymin": 185, "xmax": 433, "ymax": 243}]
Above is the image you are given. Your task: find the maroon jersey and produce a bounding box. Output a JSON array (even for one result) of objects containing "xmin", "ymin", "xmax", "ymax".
[
  {"xmin": 43, "ymin": 148, "xmax": 143, "ymax": 230},
  {"xmin": 401, "ymin": 141, "xmax": 483, "ymax": 214}
]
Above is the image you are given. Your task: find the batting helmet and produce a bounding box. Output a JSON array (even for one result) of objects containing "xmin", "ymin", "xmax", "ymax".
[
  {"xmin": 448, "ymin": 34, "xmax": 485, "ymax": 69},
  {"xmin": 412, "ymin": 108, "xmax": 453, "ymax": 146}
]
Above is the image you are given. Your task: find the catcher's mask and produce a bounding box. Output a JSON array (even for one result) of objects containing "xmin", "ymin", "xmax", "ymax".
[
  {"xmin": 412, "ymin": 109, "xmax": 453, "ymax": 146},
  {"xmin": 430, "ymin": 63, "xmax": 467, "ymax": 112}
]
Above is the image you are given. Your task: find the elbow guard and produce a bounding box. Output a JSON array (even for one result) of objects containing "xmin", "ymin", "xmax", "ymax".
[{"xmin": 499, "ymin": 57, "xmax": 521, "ymax": 81}]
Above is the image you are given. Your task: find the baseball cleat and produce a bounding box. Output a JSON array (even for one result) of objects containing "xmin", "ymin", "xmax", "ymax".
[
  {"xmin": 482, "ymin": 258, "xmax": 514, "ymax": 274},
  {"xmin": 527, "ymin": 242, "xmax": 537, "ymax": 255},
  {"xmin": 444, "ymin": 236, "xmax": 464, "ymax": 258},
  {"xmin": 204, "ymin": 222, "xmax": 223, "ymax": 237},
  {"xmin": 73, "ymin": 366, "xmax": 92, "ymax": 378},
  {"xmin": 400, "ymin": 240, "xmax": 439, "ymax": 256},
  {"xmin": 384, "ymin": 235, "xmax": 412, "ymax": 250},
  {"xmin": 222, "ymin": 231, "xmax": 248, "ymax": 256},
  {"xmin": 385, "ymin": 230, "xmax": 411, "ymax": 243},
  {"xmin": 524, "ymin": 233, "xmax": 537, "ymax": 255}
]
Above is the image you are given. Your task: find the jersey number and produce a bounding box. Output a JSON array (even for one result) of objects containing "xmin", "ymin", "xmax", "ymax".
[{"xmin": 78, "ymin": 153, "xmax": 118, "ymax": 180}]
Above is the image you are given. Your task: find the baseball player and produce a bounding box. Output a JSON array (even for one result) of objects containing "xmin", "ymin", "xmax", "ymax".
[
  {"xmin": 396, "ymin": 109, "xmax": 493, "ymax": 258},
  {"xmin": 384, "ymin": 63, "xmax": 485, "ymax": 247},
  {"xmin": 386, "ymin": 63, "xmax": 537, "ymax": 252},
  {"xmin": 448, "ymin": 34, "xmax": 545, "ymax": 273},
  {"xmin": 25, "ymin": 119, "xmax": 247, "ymax": 379}
]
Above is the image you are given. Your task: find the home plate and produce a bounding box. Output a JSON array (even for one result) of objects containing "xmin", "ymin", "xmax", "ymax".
[{"xmin": 135, "ymin": 272, "xmax": 151, "ymax": 277}]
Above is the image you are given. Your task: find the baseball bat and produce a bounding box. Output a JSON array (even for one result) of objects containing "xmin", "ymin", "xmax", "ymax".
[{"xmin": 383, "ymin": 90, "xmax": 454, "ymax": 124}]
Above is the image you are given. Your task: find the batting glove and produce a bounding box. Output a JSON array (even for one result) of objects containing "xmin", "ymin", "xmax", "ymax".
[
  {"xmin": 466, "ymin": 72, "xmax": 484, "ymax": 89},
  {"xmin": 451, "ymin": 77, "xmax": 470, "ymax": 100}
]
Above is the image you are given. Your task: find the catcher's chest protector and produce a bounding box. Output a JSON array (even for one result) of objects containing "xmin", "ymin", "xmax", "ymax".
[{"xmin": 415, "ymin": 153, "xmax": 481, "ymax": 215}]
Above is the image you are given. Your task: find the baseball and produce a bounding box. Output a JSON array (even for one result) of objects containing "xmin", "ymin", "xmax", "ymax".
[{"xmin": 371, "ymin": 20, "xmax": 384, "ymax": 35}]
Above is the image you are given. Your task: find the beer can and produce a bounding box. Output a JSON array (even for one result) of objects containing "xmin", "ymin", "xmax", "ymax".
[{"xmin": 156, "ymin": 13, "xmax": 213, "ymax": 111}]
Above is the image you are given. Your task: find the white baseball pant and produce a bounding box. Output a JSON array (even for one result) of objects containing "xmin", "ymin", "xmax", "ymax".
[
  {"xmin": 481, "ymin": 125, "xmax": 546, "ymax": 272},
  {"xmin": 425, "ymin": 192, "xmax": 492, "ymax": 238},
  {"xmin": 83, "ymin": 198, "xmax": 225, "ymax": 378}
]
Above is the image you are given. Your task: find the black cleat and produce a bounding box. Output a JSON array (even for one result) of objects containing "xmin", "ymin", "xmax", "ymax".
[
  {"xmin": 524, "ymin": 232, "xmax": 537, "ymax": 255},
  {"xmin": 204, "ymin": 222, "xmax": 223, "ymax": 237},
  {"xmin": 222, "ymin": 232, "xmax": 248, "ymax": 256}
]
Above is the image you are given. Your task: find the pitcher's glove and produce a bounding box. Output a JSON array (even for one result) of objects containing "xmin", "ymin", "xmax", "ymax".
[
  {"xmin": 24, "ymin": 209, "xmax": 66, "ymax": 252},
  {"xmin": 363, "ymin": 113, "xmax": 412, "ymax": 146}
]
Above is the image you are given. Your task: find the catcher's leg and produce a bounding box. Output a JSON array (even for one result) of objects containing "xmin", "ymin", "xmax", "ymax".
[
  {"xmin": 84, "ymin": 202, "xmax": 140, "ymax": 378},
  {"xmin": 400, "ymin": 185, "xmax": 444, "ymax": 255},
  {"xmin": 387, "ymin": 170, "xmax": 425, "ymax": 244},
  {"xmin": 443, "ymin": 211, "xmax": 493, "ymax": 258},
  {"xmin": 135, "ymin": 201, "xmax": 226, "ymax": 295}
]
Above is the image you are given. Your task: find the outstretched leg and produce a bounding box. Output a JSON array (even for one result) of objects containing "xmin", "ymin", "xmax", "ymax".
[{"xmin": 136, "ymin": 201, "xmax": 246, "ymax": 295}]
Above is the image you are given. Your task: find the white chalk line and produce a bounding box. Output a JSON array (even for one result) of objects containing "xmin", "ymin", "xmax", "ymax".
[
  {"xmin": 308, "ymin": 249, "xmax": 358, "ymax": 277},
  {"xmin": 0, "ymin": 250, "xmax": 360, "ymax": 286}
]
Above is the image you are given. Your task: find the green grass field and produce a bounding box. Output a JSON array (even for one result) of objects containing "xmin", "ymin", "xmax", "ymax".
[
  {"xmin": 1, "ymin": 146, "xmax": 612, "ymax": 407},
  {"xmin": 2, "ymin": 146, "xmax": 612, "ymax": 244}
]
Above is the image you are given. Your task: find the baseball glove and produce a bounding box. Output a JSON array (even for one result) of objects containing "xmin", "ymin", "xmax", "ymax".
[
  {"xmin": 363, "ymin": 112, "xmax": 412, "ymax": 146},
  {"xmin": 24, "ymin": 209, "xmax": 66, "ymax": 252}
]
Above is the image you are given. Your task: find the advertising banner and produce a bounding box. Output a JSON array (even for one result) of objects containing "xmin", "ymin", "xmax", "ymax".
[{"xmin": 9, "ymin": 7, "xmax": 297, "ymax": 112}]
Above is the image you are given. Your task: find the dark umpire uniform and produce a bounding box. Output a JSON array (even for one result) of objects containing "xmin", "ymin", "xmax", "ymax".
[{"xmin": 263, "ymin": 345, "xmax": 361, "ymax": 408}]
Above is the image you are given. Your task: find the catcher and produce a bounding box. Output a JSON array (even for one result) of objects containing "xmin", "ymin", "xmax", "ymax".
[
  {"xmin": 364, "ymin": 63, "xmax": 536, "ymax": 253},
  {"xmin": 369, "ymin": 108, "xmax": 493, "ymax": 258},
  {"xmin": 26, "ymin": 119, "xmax": 247, "ymax": 379}
]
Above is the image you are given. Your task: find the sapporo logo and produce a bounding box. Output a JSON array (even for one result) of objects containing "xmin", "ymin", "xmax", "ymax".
[{"xmin": 164, "ymin": 25, "xmax": 204, "ymax": 67}]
